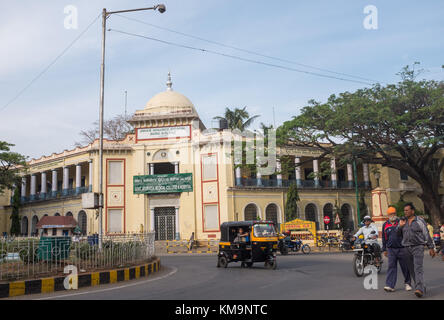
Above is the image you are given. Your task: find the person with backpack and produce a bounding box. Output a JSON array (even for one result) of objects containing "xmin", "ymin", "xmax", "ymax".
[{"xmin": 397, "ymin": 202, "xmax": 436, "ymax": 298}]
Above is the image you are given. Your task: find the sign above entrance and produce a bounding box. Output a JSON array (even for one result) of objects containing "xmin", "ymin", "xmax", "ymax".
[
  {"xmin": 133, "ymin": 173, "xmax": 193, "ymax": 194},
  {"xmin": 136, "ymin": 125, "xmax": 191, "ymax": 141}
]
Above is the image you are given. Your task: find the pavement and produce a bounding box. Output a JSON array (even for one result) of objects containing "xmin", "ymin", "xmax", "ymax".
[{"xmin": 5, "ymin": 252, "xmax": 444, "ymax": 300}]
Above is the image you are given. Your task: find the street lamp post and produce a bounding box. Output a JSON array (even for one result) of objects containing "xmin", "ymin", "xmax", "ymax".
[
  {"xmin": 98, "ymin": 4, "xmax": 166, "ymax": 248},
  {"xmin": 352, "ymin": 158, "xmax": 361, "ymax": 227}
]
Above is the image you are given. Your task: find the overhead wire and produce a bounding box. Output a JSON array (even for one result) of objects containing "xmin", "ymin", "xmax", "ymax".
[
  {"xmin": 114, "ymin": 13, "xmax": 382, "ymax": 84},
  {"xmin": 108, "ymin": 28, "xmax": 375, "ymax": 86},
  {"xmin": 0, "ymin": 14, "xmax": 101, "ymax": 112}
]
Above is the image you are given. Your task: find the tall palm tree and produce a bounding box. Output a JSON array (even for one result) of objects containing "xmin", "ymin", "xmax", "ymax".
[{"xmin": 213, "ymin": 107, "xmax": 260, "ymax": 131}]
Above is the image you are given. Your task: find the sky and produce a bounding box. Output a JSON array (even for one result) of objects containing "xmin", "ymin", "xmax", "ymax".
[{"xmin": 1, "ymin": 0, "xmax": 443, "ymax": 160}]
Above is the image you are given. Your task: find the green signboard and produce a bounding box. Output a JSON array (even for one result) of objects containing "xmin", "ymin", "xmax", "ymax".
[{"xmin": 133, "ymin": 173, "xmax": 193, "ymax": 194}]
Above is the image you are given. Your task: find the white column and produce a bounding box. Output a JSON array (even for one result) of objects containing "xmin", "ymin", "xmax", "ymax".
[
  {"xmin": 21, "ymin": 177, "xmax": 27, "ymax": 201},
  {"xmin": 235, "ymin": 167, "xmax": 241, "ymax": 186},
  {"xmin": 276, "ymin": 158, "xmax": 282, "ymax": 187},
  {"xmin": 75, "ymin": 164, "xmax": 82, "ymax": 194},
  {"xmin": 330, "ymin": 158, "xmax": 337, "ymax": 188},
  {"xmin": 88, "ymin": 160, "xmax": 93, "ymax": 192},
  {"xmin": 41, "ymin": 172, "xmax": 47, "ymax": 199},
  {"xmin": 175, "ymin": 206, "xmax": 180, "ymax": 240},
  {"xmin": 174, "ymin": 162, "xmax": 179, "ymax": 174},
  {"xmin": 150, "ymin": 208, "xmax": 155, "ymax": 232},
  {"xmin": 313, "ymin": 159, "xmax": 320, "ymax": 187},
  {"xmin": 63, "ymin": 166, "xmax": 69, "ymax": 195},
  {"xmin": 30, "ymin": 174, "xmax": 37, "ymax": 200},
  {"xmin": 149, "ymin": 163, "xmax": 154, "ymax": 175},
  {"xmin": 363, "ymin": 163, "xmax": 370, "ymax": 188},
  {"xmin": 52, "ymin": 169, "xmax": 58, "ymax": 197},
  {"xmin": 347, "ymin": 163, "xmax": 353, "ymax": 187},
  {"xmin": 295, "ymin": 157, "xmax": 302, "ymax": 187}
]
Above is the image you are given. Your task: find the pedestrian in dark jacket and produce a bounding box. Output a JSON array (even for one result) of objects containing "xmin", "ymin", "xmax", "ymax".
[
  {"xmin": 382, "ymin": 206, "xmax": 411, "ymax": 292},
  {"xmin": 396, "ymin": 202, "xmax": 436, "ymax": 298}
]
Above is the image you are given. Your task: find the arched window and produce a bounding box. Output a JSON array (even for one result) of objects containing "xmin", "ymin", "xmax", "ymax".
[
  {"xmin": 54, "ymin": 213, "xmax": 60, "ymax": 216},
  {"xmin": 265, "ymin": 204, "xmax": 279, "ymax": 227},
  {"xmin": 31, "ymin": 216, "xmax": 39, "ymax": 236},
  {"xmin": 323, "ymin": 203, "xmax": 334, "ymax": 230},
  {"xmin": 66, "ymin": 212, "xmax": 73, "ymax": 217},
  {"xmin": 78, "ymin": 211, "xmax": 87, "ymax": 235},
  {"xmin": 305, "ymin": 204, "xmax": 319, "ymax": 230},
  {"xmin": 341, "ymin": 204, "xmax": 354, "ymax": 231},
  {"xmin": 244, "ymin": 204, "xmax": 258, "ymax": 221},
  {"xmin": 21, "ymin": 216, "xmax": 29, "ymax": 236}
]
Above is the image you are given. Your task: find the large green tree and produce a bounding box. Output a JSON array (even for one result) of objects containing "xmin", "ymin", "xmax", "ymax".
[
  {"xmin": 285, "ymin": 184, "xmax": 300, "ymax": 222},
  {"xmin": 0, "ymin": 141, "xmax": 27, "ymax": 194},
  {"xmin": 277, "ymin": 66, "xmax": 444, "ymax": 227},
  {"xmin": 213, "ymin": 107, "xmax": 260, "ymax": 131}
]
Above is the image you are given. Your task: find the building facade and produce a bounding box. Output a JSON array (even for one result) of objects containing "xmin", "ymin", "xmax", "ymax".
[{"xmin": 1, "ymin": 75, "xmax": 442, "ymax": 240}]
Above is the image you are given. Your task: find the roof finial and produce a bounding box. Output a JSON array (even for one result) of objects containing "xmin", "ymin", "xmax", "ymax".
[{"xmin": 166, "ymin": 71, "xmax": 173, "ymax": 91}]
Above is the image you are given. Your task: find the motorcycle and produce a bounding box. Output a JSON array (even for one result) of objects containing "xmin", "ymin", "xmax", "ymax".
[
  {"xmin": 433, "ymin": 229, "xmax": 442, "ymax": 254},
  {"xmin": 352, "ymin": 230, "xmax": 383, "ymax": 277},
  {"xmin": 339, "ymin": 232, "xmax": 354, "ymax": 251},
  {"xmin": 278, "ymin": 235, "xmax": 311, "ymax": 255}
]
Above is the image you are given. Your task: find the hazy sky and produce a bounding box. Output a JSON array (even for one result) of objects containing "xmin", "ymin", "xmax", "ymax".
[{"xmin": 1, "ymin": 0, "xmax": 443, "ymax": 160}]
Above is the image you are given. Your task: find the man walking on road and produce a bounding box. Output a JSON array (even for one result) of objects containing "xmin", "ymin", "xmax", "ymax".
[
  {"xmin": 382, "ymin": 206, "xmax": 411, "ymax": 292},
  {"xmin": 397, "ymin": 203, "xmax": 436, "ymax": 298}
]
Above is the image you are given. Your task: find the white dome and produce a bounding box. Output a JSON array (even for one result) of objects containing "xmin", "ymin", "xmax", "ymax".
[
  {"xmin": 135, "ymin": 72, "xmax": 198, "ymax": 117},
  {"xmin": 144, "ymin": 90, "xmax": 194, "ymax": 110}
]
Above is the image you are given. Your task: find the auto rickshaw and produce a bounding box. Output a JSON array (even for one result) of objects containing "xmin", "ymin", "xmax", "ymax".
[{"xmin": 217, "ymin": 221, "xmax": 278, "ymax": 269}]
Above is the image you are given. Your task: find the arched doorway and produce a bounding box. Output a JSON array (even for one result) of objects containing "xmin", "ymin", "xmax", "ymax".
[
  {"xmin": 265, "ymin": 204, "xmax": 279, "ymax": 228},
  {"xmin": 341, "ymin": 204, "xmax": 354, "ymax": 231},
  {"xmin": 66, "ymin": 212, "xmax": 73, "ymax": 217},
  {"xmin": 31, "ymin": 216, "xmax": 39, "ymax": 236},
  {"xmin": 54, "ymin": 213, "xmax": 60, "ymax": 216},
  {"xmin": 323, "ymin": 203, "xmax": 334, "ymax": 230},
  {"xmin": 78, "ymin": 211, "xmax": 87, "ymax": 235},
  {"xmin": 305, "ymin": 204, "xmax": 319, "ymax": 230},
  {"xmin": 244, "ymin": 204, "xmax": 258, "ymax": 221},
  {"xmin": 21, "ymin": 216, "xmax": 28, "ymax": 236}
]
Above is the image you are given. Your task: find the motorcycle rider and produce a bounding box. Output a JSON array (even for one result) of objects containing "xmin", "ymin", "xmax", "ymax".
[{"xmin": 351, "ymin": 216, "xmax": 382, "ymax": 266}]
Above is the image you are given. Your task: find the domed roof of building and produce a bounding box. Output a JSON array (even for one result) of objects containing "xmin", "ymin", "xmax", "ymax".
[{"xmin": 135, "ymin": 72, "xmax": 198, "ymax": 118}]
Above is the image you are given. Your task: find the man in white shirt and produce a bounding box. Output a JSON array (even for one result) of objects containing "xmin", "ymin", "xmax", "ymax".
[{"xmin": 352, "ymin": 216, "xmax": 382, "ymax": 266}]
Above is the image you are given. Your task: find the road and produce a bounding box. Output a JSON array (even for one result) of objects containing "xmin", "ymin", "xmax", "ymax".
[{"xmin": 7, "ymin": 252, "xmax": 444, "ymax": 300}]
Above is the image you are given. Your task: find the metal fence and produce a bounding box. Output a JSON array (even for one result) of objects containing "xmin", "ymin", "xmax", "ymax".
[{"xmin": 0, "ymin": 233, "xmax": 155, "ymax": 281}]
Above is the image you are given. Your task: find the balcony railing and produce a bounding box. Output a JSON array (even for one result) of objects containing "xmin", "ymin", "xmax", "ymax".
[
  {"xmin": 237, "ymin": 178, "xmax": 371, "ymax": 190},
  {"xmin": 17, "ymin": 187, "xmax": 90, "ymax": 205}
]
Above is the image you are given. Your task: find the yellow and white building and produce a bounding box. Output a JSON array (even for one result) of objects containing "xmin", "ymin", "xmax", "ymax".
[{"xmin": 1, "ymin": 75, "xmax": 442, "ymax": 240}]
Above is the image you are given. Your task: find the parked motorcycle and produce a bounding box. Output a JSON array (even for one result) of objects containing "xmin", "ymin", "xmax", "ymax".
[
  {"xmin": 317, "ymin": 234, "xmax": 340, "ymax": 247},
  {"xmin": 352, "ymin": 230, "xmax": 383, "ymax": 277}
]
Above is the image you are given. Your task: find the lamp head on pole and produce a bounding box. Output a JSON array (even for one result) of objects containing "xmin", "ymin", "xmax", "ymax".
[{"xmin": 156, "ymin": 4, "xmax": 166, "ymax": 13}]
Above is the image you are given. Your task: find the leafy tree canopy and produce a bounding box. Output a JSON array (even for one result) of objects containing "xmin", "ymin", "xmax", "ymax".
[
  {"xmin": 213, "ymin": 107, "xmax": 260, "ymax": 131},
  {"xmin": 0, "ymin": 141, "xmax": 27, "ymax": 194},
  {"xmin": 277, "ymin": 65, "xmax": 444, "ymax": 227}
]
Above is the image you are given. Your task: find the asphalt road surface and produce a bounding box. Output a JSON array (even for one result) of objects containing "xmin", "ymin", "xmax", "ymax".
[{"xmin": 7, "ymin": 252, "xmax": 444, "ymax": 300}]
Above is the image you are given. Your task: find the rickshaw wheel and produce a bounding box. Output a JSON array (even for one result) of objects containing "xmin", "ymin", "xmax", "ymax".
[
  {"xmin": 265, "ymin": 259, "xmax": 277, "ymax": 270},
  {"xmin": 218, "ymin": 256, "xmax": 228, "ymax": 268}
]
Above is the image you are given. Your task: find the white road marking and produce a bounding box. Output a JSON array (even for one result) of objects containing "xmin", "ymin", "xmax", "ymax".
[{"xmin": 34, "ymin": 267, "xmax": 178, "ymax": 300}]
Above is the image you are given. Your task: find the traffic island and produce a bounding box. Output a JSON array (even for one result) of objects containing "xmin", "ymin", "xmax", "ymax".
[{"xmin": 0, "ymin": 258, "xmax": 160, "ymax": 298}]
